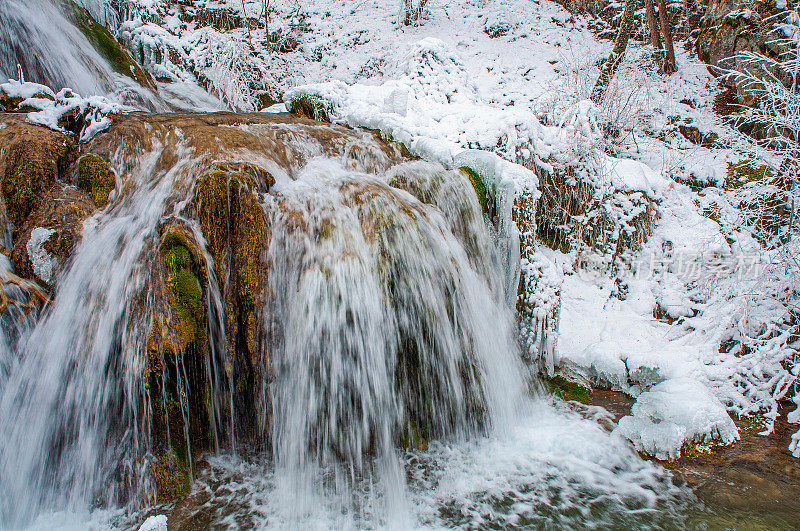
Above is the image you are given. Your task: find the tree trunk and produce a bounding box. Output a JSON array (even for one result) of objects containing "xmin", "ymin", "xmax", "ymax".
[
  {"xmin": 658, "ymin": 0, "xmax": 676, "ymax": 73},
  {"xmin": 590, "ymin": 0, "xmax": 636, "ymax": 104},
  {"xmin": 402, "ymin": 0, "xmax": 429, "ymax": 25},
  {"xmin": 645, "ymin": 0, "xmax": 662, "ymax": 50},
  {"xmin": 263, "ymin": 0, "xmax": 271, "ymax": 52}
]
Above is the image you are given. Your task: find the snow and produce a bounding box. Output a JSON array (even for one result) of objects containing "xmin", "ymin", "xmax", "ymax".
[
  {"xmin": 600, "ymin": 154, "xmax": 669, "ymax": 197},
  {"xmin": 262, "ymin": 102, "xmax": 288, "ymax": 113},
  {"xmin": 0, "ymin": 79, "xmax": 55, "ymax": 100},
  {"xmin": 0, "ymin": 80, "xmax": 126, "ymax": 141},
  {"xmin": 614, "ymin": 378, "xmax": 739, "ymax": 460},
  {"xmin": 26, "ymin": 228, "xmax": 56, "ymax": 284}
]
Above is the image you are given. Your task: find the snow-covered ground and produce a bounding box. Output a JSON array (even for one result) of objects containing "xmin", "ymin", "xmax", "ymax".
[{"xmin": 65, "ymin": 0, "xmax": 800, "ymax": 459}]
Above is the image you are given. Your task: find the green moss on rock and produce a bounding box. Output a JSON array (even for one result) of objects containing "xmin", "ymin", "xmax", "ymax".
[
  {"xmin": 547, "ymin": 374, "xmax": 592, "ymax": 403},
  {"xmin": 174, "ymin": 269, "xmax": 203, "ymax": 322},
  {"xmin": 149, "ymin": 448, "xmax": 191, "ymax": 502},
  {"xmin": 0, "ymin": 119, "xmax": 75, "ymax": 228},
  {"xmin": 78, "ymin": 153, "xmax": 116, "ymax": 207},
  {"xmin": 459, "ymin": 166, "xmax": 489, "ymax": 214},
  {"xmin": 163, "ymin": 244, "xmax": 191, "ymax": 273}
]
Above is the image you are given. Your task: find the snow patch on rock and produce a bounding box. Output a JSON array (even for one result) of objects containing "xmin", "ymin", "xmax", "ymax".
[
  {"xmin": 26, "ymin": 228, "xmax": 57, "ymax": 284},
  {"xmin": 137, "ymin": 514, "xmax": 168, "ymax": 531},
  {"xmin": 614, "ymin": 378, "xmax": 739, "ymax": 460}
]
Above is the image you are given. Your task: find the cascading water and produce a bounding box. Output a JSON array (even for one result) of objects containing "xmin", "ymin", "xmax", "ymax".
[
  {"xmin": 0, "ymin": 0, "xmax": 224, "ymax": 113},
  {"xmin": 0, "ymin": 0, "xmax": 118, "ymax": 94},
  {"xmin": 263, "ymin": 158, "xmax": 526, "ymax": 523},
  {"xmin": 0, "ymin": 143, "xmax": 192, "ymax": 526},
  {"xmin": 0, "ymin": 111, "xmax": 691, "ymax": 528}
]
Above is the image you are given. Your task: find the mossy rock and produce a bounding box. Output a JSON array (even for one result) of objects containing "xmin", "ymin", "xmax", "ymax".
[
  {"xmin": 0, "ymin": 93, "xmax": 21, "ymax": 112},
  {"xmin": 60, "ymin": 0, "xmax": 155, "ymax": 89},
  {"xmin": 78, "ymin": 153, "xmax": 116, "ymax": 207},
  {"xmin": 174, "ymin": 269, "xmax": 203, "ymax": 322},
  {"xmin": 547, "ymin": 374, "xmax": 591, "ymax": 403},
  {"xmin": 289, "ymin": 95, "xmax": 331, "ymax": 122},
  {"xmin": 726, "ymin": 159, "xmax": 773, "ymax": 189},
  {"xmin": 459, "ymin": 166, "xmax": 489, "ymax": 215},
  {"xmin": 393, "ymin": 141, "xmax": 416, "ymax": 159},
  {"xmin": 164, "ymin": 249, "xmax": 205, "ymax": 346},
  {"xmin": 149, "ymin": 447, "xmax": 191, "ymax": 502},
  {"xmin": 0, "ymin": 117, "xmax": 75, "ymax": 228}
]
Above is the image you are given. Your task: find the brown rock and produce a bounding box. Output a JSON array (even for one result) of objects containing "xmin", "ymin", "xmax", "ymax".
[
  {"xmin": 0, "ymin": 115, "xmax": 75, "ymax": 231},
  {"xmin": 11, "ymin": 182, "xmax": 96, "ymax": 284}
]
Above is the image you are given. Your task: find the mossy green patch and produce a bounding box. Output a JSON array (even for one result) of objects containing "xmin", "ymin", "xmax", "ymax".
[
  {"xmin": 149, "ymin": 447, "xmax": 191, "ymax": 503},
  {"xmin": 726, "ymin": 159, "xmax": 773, "ymax": 190},
  {"xmin": 547, "ymin": 375, "xmax": 591, "ymax": 403},
  {"xmin": 400, "ymin": 420, "xmax": 428, "ymax": 451},
  {"xmin": 78, "ymin": 153, "xmax": 115, "ymax": 208},
  {"xmin": 163, "ymin": 244, "xmax": 191, "ymax": 273},
  {"xmin": 459, "ymin": 166, "xmax": 488, "ymax": 214},
  {"xmin": 174, "ymin": 269, "xmax": 203, "ymax": 320},
  {"xmin": 159, "ymin": 229, "xmax": 207, "ymax": 349},
  {"xmin": 1, "ymin": 134, "xmax": 71, "ymax": 227}
]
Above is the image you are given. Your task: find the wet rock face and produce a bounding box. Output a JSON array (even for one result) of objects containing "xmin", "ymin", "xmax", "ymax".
[
  {"xmin": 10, "ymin": 183, "xmax": 96, "ymax": 284},
  {"xmin": 0, "ymin": 114, "xmax": 75, "ymax": 232}
]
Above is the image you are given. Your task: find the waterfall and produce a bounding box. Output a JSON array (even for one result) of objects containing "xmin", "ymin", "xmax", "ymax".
[
  {"xmin": 0, "ymin": 104, "xmax": 534, "ymax": 521},
  {"xmin": 0, "ymin": 103, "xmax": 689, "ymax": 527},
  {"xmin": 264, "ymin": 158, "xmax": 526, "ymax": 520},
  {"xmin": 0, "ymin": 144, "xmax": 191, "ymax": 526},
  {"xmin": 0, "ymin": 0, "xmax": 116, "ymax": 94}
]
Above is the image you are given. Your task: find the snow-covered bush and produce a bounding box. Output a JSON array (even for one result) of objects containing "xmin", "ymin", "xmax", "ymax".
[
  {"xmin": 117, "ymin": 0, "xmax": 285, "ymax": 111},
  {"xmin": 720, "ymin": 7, "xmax": 800, "ymax": 455},
  {"xmin": 201, "ymin": 36, "xmax": 265, "ymax": 111},
  {"xmin": 399, "ymin": 0, "xmax": 431, "ymax": 26}
]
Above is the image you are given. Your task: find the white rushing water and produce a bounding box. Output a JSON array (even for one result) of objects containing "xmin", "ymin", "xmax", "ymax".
[
  {"xmin": 0, "ymin": 143, "xmax": 193, "ymax": 527},
  {"xmin": 0, "ymin": 0, "xmax": 116, "ymax": 94},
  {"xmin": 263, "ymin": 158, "xmax": 526, "ymax": 524}
]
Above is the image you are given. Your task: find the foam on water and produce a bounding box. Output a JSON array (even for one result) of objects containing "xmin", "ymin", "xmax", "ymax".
[{"xmin": 116, "ymin": 401, "xmax": 688, "ymax": 529}]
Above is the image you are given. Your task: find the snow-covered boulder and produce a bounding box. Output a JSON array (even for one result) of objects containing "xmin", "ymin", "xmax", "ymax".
[{"xmin": 614, "ymin": 377, "xmax": 739, "ymax": 460}]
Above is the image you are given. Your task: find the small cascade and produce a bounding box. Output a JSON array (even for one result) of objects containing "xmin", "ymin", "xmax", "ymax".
[
  {"xmin": 0, "ymin": 0, "xmax": 116, "ymax": 94},
  {"xmin": 263, "ymin": 159, "xmax": 525, "ymax": 519},
  {"xmin": 0, "ymin": 145, "xmax": 189, "ymax": 525},
  {"xmin": 0, "ymin": 110, "xmax": 689, "ymax": 528}
]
